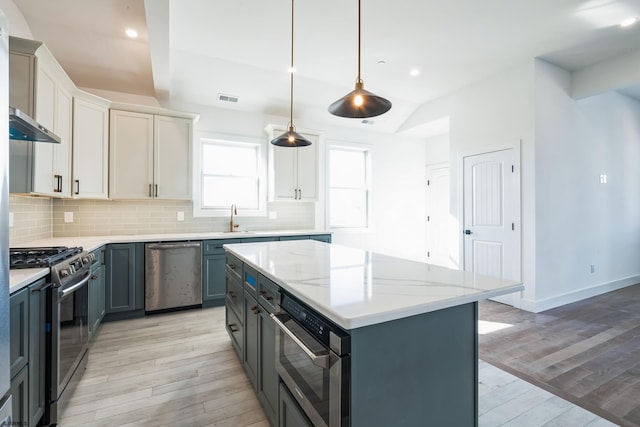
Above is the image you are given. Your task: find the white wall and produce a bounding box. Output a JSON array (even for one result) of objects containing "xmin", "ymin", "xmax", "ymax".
[
  {"xmin": 0, "ymin": 0, "xmax": 33, "ymax": 38},
  {"xmin": 408, "ymin": 62, "xmax": 535, "ymax": 303},
  {"xmin": 534, "ymin": 59, "xmax": 640, "ymax": 310}
]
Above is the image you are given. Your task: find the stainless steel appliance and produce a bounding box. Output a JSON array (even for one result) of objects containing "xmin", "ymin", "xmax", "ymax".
[
  {"xmin": 0, "ymin": 10, "xmax": 13, "ymax": 425},
  {"xmin": 45, "ymin": 248, "xmax": 96, "ymax": 426},
  {"xmin": 272, "ymin": 291, "xmax": 350, "ymax": 427},
  {"xmin": 145, "ymin": 242, "xmax": 202, "ymax": 312},
  {"xmin": 9, "ymin": 106, "xmax": 61, "ymax": 144}
]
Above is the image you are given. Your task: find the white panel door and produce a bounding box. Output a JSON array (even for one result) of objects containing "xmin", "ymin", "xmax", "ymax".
[
  {"xmin": 54, "ymin": 85, "xmax": 73, "ymax": 197},
  {"xmin": 426, "ymin": 165, "xmax": 457, "ymax": 268},
  {"xmin": 32, "ymin": 65, "xmax": 56, "ymax": 195},
  {"xmin": 463, "ymin": 149, "xmax": 520, "ymax": 305},
  {"xmin": 295, "ymin": 136, "xmax": 318, "ymax": 201}
]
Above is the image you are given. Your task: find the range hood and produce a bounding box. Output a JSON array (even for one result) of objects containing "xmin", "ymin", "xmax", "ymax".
[{"xmin": 9, "ymin": 106, "xmax": 60, "ymax": 143}]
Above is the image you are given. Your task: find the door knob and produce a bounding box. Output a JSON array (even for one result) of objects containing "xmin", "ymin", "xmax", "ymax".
[{"xmin": 464, "ymin": 229, "xmax": 472, "ymax": 235}]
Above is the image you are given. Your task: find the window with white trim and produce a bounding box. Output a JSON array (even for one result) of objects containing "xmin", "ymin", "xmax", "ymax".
[
  {"xmin": 195, "ymin": 137, "xmax": 265, "ymax": 215},
  {"xmin": 329, "ymin": 146, "xmax": 371, "ymax": 228}
]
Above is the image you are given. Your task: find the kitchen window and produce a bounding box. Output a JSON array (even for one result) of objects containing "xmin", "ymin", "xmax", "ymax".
[
  {"xmin": 329, "ymin": 145, "xmax": 371, "ymax": 229},
  {"xmin": 194, "ymin": 136, "xmax": 266, "ymax": 216}
]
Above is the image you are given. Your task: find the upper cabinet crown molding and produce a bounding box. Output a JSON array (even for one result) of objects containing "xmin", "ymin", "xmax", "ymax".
[{"xmin": 109, "ymin": 102, "xmax": 199, "ymax": 122}]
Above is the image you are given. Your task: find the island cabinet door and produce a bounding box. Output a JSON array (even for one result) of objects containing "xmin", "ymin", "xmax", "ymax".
[
  {"xmin": 258, "ymin": 309, "xmax": 277, "ymax": 426},
  {"xmin": 279, "ymin": 383, "xmax": 313, "ymax": 427},
  {"xmin": 243, "ymin": 292, "xmax": 259, "ymax": 390},
  {"xmin": 225, "ymin": 304, "xmax": 243, "ymax": 361}
]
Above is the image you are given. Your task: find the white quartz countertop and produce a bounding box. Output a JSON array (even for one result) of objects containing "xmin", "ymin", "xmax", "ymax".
[
  {"xmin": 224, "ymin": 240, "xmax": 524, "ymax": 330},
  {"xmin": 9, "ymin": 230, "xmax": 329, "ymax": 294},
  {"xmin": 10, "ymin": 268, "xmax": 49, "ymax": 294}
]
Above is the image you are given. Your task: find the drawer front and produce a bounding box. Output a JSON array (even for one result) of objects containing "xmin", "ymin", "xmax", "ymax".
[
  {"xmin": 258, "ymin": 274, "xmax": 279, "ymax": 313},
  {"xmin": 225, "ymin": 304, "xmax": 244, "ymax": 361},
  {"xmin": 226, "ymin": 273, "xmax": 244, "ymax": 320},
  {"xmin": 244, "ymin": 264, "xmax": 258, "ymax": 297},
  {"xmin": 226, "ymin": 253, "xmax": 243, "ymax": 281},
  {"xmin": 205, "ymin": 239, "xmax": 240, "ymax": 255}
]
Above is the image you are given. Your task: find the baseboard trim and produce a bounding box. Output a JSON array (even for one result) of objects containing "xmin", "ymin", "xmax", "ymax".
[{"xmin": 520, "ymin": 274, "xmax": 640, "ymax": 313}]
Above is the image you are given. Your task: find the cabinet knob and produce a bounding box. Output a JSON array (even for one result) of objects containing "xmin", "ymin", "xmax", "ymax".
[
  {"xmin": 228, "ymin": 324, "xmax": 238, "ymax": 333},
  {"xmin": 228, "ymin": 291, "xmax": 236, "ymax": 298},
  {"xmin": 251, "ymin": 305, "xmax": 260, "ymax": 314},
  {"xmin": 91, "ymin": 275, "xmax": 98, "ymax": 280}
]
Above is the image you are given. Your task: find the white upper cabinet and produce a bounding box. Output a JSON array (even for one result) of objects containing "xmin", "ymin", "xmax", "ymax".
[
  {"xmin": 109, "ymin": 108, "xmax": 194, "ymax": 200},
  {"xmin": 265, "ymin": 125, "xmax": 320, "ymax": 202},
  {"xmin": 9, "ymin": 37, "xmax": 74, "ymax": 197},
  {"xmin": 154, "ymin": 115, "xmax": 192, "ymax": 199},
  {"xmin": 72, "ymin": 92, "xmax": 110, "ymax": 199}
]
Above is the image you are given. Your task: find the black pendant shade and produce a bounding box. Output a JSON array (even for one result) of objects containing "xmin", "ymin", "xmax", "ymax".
[
  {"xmin": 328, "ymin": 80, "xmax": 392, "ymax": 118},
  {"xmin": 270, "ymin": 0, "xmax": 310, "ymax": 147},
  {"xmin": 328, "ymin": 0, "xmax": 391, "ymax": 119},
  {"xmin": 271, "ymin": 125, "xmax": 312, "ymax": 147}
]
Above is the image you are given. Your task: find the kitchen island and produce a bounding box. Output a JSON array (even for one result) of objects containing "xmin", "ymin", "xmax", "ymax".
[{"xmin": 224, "ymin": 240, "xmax": 523, "ymax": 427}]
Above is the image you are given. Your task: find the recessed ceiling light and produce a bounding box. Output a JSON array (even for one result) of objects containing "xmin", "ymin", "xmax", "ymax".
[
  {"xmin": 410, "ymin": 68, "xmax": 420, "ymax": 77},
  {"xmin": 125, "ymin": 28, "xmax": 138, "ymax": 38},
  {"xmin": 620, "ymin": 16, "xmax": 638, "ymax": 27},
  {"xmin": 377, "ymin": 60, "xmax": 386, "ymax": 65}
]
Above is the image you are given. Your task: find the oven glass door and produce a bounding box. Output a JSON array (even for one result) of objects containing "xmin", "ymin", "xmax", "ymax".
[
  {"xmin": 57, "ymin": 279, "xmax": 89, "ymax": 391},
  {"xmin": 274, "ymin": 312, "xmax": 331, "ymax": 427}
]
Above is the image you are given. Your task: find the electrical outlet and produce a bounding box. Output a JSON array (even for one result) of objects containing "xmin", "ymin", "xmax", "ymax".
[
  {"xmin": 269, "ymin": 211, "xmax": 278, "ymax": 220},
  {"xmin": 177, "ymin": 211, "xmax": 185, "ymax": 221},
  {"xmin": 64, "ymin": 212, "xmax": 74, "ymax": 223},
  {"xmin": 9, "ymin": 212, "xmax": 13, "ymax": 228},
  {"xmin": 590, "ymin": 264, "xmax": 595, "ymax": 274}
]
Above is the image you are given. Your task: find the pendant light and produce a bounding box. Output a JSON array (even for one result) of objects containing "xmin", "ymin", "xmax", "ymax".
[
  {"xmin": 328, "ymin": 0, "xmax": 391, "ymax": 118},
  {"xmin": 271, "ymin": 0, "xmax": 312, "ymax": 147}
]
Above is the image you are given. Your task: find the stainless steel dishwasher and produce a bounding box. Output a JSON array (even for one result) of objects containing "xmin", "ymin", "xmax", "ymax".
[{"xmin": 145, "ymin": 242, "xmax": 202, "ymax": 312}]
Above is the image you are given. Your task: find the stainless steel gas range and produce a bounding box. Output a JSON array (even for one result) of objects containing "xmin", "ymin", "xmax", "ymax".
[{"xmin": 9, "ymin": 246, "xmax": 97, "ymax": 426}]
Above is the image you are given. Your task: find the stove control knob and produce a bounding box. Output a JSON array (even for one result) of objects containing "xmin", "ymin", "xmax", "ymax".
[
  {"xmin": 60, "ymin": 269, "xmax": 69, "ymax": 278},
  {"xmin": 69, "ymin": 265, "xmax": 76, "ymax": 274}
]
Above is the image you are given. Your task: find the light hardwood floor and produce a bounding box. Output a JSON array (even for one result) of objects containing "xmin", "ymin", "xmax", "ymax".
[{"xmin": 58, "ymin": 306, "xmax": 614, "ymax": 427}]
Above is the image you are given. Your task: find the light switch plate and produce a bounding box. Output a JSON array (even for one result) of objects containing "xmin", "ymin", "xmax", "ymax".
[
  {"xmin": 177, "ymin": 211, "xmax": 185, "ymax": 221},
  {"xmin": 64, "ymin": 212, "xmax": 74, "ymax": 223}
]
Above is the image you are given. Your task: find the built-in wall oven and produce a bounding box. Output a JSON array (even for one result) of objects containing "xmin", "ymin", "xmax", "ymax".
[{"xmin": 271, "ymin": 291, "xmax": 350, "ymax": 427}]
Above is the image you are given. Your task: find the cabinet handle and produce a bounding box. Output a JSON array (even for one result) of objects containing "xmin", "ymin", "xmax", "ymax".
[
  {"xmin": 260, "ymin": 291, "xmax": 274, "ymax": 301},
  {"xmin": 298, "ymin": 189, "xmax": 302, "ymax": 199},
  {"xmin": 75, "ymin": 180, "xmax": 80, "ymax": 195},
  {"xmin": 155, "ymin": 184, "xmax": 158, "ymax": 197},
  {"xmin": 91, "ymin": 275, "xmax": 97, "ymax": 280},
  {"xmin": 228, "ymin": 291, "xmax": 236, "ymax": 299},
  {"xmin": 54, "ymin": 175, "xmax": 61, "ymax": 192},
  {"xmin": 251, "ymin": 305, "xmax": 260, "ymax": 314},
  {"xmin": 149, "ymin": 184, "xmax": 152, "ymax": 198},
  {"xmin": 228, "ymin": 324, "xmax": 239, "ymax": 333}
]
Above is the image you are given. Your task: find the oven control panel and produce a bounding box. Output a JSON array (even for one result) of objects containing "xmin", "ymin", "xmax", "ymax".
[{"xmin": 280, "ymin": 292, "xmax": 351, "ymax": 355}]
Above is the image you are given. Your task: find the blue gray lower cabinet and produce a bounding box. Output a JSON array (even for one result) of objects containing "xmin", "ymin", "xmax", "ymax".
[
  {"xmin": 9, "ymin": 277, "xmax": 47, "ymax": 427},
  {"xmin": 225, "ymin": 255, "xmax": 280, "ymax": 427},
  {"xmin": 279, "ymin": 383, "xmax": 313, "ymax": 427},
  {"xmin": 89, "ymin": 247, "xmax": 106, "ymax": 337},
  {"xmin": 104, "ymin": 243, "xmax": 145, "ymax": 320}
]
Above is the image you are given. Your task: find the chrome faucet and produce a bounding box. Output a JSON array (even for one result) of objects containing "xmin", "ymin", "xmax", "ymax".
[{"xmin": 230, "ymin": 204, "xmax": 239, "ymax": 232}]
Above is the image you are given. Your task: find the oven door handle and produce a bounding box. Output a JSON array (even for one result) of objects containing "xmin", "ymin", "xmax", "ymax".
[
  {"xmin": 270, "ymin": 313, "xmax": 330, "ymax": 369},
  {"xmin": 59, "ymin": 271, "xmax": 92, "ymax": 298}
]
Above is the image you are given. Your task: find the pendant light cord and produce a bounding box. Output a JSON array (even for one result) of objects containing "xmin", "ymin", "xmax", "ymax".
[
  {"xmin": 289, "ymin": 0, "xmax": 295, "ymax": 128},
  {"xmin": 357, "ymin": 0, "xmax": 361, "ymax": 84}
]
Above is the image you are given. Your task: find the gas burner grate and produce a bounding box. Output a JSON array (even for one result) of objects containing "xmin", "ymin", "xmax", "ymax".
[{"xmin": 9, "ymin": 246, "xmax": 83, "ymax": 269}]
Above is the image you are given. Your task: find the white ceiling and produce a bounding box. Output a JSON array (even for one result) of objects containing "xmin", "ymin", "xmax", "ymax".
[{"xmin": 12, "ymin": 0, "xmax": 640, "ymax": 135}]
